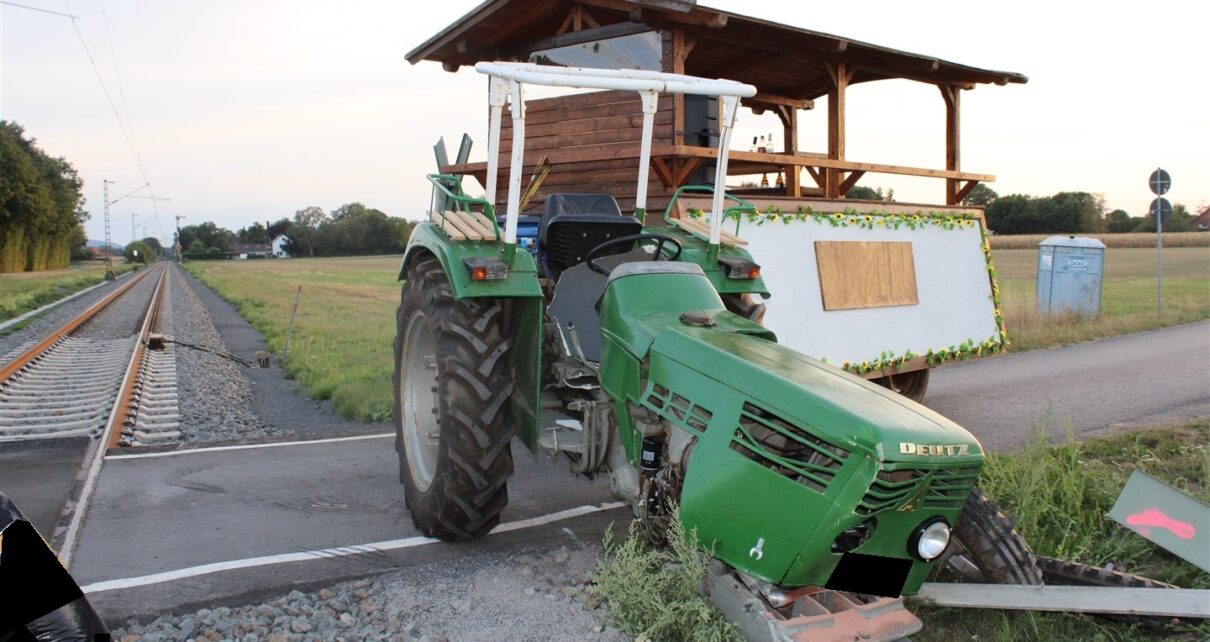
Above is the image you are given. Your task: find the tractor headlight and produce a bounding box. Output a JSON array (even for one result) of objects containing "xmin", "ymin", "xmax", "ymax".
[{"xmin": 909, "ymin": 518, "xmax": 951, "ymax": 561}]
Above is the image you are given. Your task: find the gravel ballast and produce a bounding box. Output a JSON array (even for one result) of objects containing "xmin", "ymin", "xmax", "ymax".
[
  {"xmin": 109, "ymin": 542, "xmax": 628, "ymax": 642},
  {"xmin": 168, "ymin": 266, "xmax": 280, "ymax": 443}
]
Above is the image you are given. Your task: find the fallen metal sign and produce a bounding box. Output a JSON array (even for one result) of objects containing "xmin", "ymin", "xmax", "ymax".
[
  {"xmin": 1109, "ymin": 469, "xmax": 1209, "ymax": 573},
  {"xmin": 917, "ymin": 583, "xmax": 1210, "ymax": 619}
]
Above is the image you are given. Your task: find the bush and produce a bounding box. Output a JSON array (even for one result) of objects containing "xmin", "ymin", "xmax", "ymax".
[{"xmin": 590, "ymin": 512, "xmax": 741, "ymax": 642}]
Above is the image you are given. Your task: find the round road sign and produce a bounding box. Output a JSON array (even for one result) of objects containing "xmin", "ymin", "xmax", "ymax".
[
  {"xmin": 1150, "ymin": 197, "xmax": 1172, "ymax": 224},
  {"xmin": 1149, "ymin": 168, "xmax": 1171, "ymax": 195}
]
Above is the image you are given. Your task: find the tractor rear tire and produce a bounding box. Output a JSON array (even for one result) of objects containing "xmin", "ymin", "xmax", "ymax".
[
  {"xmin": 393, "ymin": 256, "xmax": 515, "ymax": 542},
  {"xmin": 946, "ymin": 487, "xmax": 1044, "ymax": 584}
]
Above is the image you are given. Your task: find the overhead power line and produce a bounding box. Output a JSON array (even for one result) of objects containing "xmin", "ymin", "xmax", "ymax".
[
  {"xmin": 61, "ymin": 0, "xmax": 155, "ymax": 198},
  {"xmin": 0, "ymin": 1, "xmax": 77, "ymax": 18}
]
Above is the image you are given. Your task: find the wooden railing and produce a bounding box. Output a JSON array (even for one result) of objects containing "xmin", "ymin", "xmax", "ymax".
[{"xmin": 440, "ymin": 143, "xmax": 993, "ymax": 206}]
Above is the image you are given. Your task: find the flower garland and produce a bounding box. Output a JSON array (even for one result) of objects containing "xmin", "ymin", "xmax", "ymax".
[
  {"xmin": 684, "ymin": 204, "xmax": 1010, "ymax": 375},
  {"xmin": 685, "ymin": 205, "xmax": 982, "ymax": 232}
]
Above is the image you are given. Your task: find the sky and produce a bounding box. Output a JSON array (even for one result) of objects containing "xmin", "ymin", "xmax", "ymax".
[{"xmin": 1, "ymin": 0, "xmax": 1207, "ymax": 246}]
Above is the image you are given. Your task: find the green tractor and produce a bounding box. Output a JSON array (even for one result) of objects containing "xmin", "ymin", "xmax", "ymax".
[{"xmin": 394, "ymin": 62, "xmax": 1037, "ymax": 640}]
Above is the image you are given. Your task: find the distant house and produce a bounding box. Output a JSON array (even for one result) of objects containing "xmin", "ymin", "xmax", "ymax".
[
  {"xmin": 229, "ymin": 234, "xmax": 291, "ymax": 259},
  {"xmin": 271, "ymin": 234, "xmax": 290, "ymax": 257},
  {"xmin": 230, "ymin": 243, "xmax": 273, "ymax": 259},
  {"xmin": 1194, "ymin": 207, "xmax": 1210, "ymax": 232}
]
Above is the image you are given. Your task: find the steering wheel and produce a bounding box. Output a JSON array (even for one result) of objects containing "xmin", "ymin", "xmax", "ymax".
[{"xmin": 586, "ymin": 233, "xmax": 683, "ymax": 275}]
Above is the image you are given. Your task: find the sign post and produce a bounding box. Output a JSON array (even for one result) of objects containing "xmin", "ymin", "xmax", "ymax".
[{"xmin": 1148, "ymin": 168, "xmax": 1171, "ymax": 314}]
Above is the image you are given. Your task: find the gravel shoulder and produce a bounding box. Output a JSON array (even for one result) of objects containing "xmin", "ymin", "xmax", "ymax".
[{"xmin": 107, "ymin": 539, "xmax": 629, "ymax": 642}]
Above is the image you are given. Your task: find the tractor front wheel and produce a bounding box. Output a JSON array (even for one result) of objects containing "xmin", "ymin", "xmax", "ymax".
[
  {"xmin": 943, "ymin": 487, "xmax": 1044, "ymax": 584},
  {"xmin": 393, "ymin": 257, "xmax": 514, "ymax": 541}
]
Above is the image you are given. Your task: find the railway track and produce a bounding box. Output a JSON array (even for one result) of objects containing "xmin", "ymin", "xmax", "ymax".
[{"xmin": 0, "ymin": 262, "xmax": 179, "ymax": 565}]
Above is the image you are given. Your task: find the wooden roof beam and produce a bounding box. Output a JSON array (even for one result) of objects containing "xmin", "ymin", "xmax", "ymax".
[
  {"xmin": 484, "ymin": 0, "xmax": 566, "ymax": 46},
  {"xmin": 714, "ymin": 50, "xmax": 774, "ymax": 79},
  {"xmin": 578, "ymin": 0, "xmax": 728, "ymax": 28},
  {"xmin": 741, "ymin": 93, "xmax": 815, "ymax": 113}
]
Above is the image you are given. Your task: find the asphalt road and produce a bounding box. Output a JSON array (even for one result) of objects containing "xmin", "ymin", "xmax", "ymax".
[
  {"xmin": 926, "ymin": 320, "xmax": 1210, "ymax": 452},
  {"xmin": 73, "ymin": 321, "xmax": 1210, "ymax": 621}
]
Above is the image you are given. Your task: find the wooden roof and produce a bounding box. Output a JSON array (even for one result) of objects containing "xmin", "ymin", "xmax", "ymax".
[{"xmin": 407, "ymin": 0, "xmax": 1028, "ymax": 99}]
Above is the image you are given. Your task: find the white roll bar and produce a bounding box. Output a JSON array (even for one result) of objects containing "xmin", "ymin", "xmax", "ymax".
[{"xmin": 475, "ymin": 61, "xmax": 756, "ymax": 247}]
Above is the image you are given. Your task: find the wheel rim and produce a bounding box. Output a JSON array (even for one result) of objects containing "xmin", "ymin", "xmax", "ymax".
[{"xmin": 401, "ymin": 310, "xmax": 440, "ymax": 492}]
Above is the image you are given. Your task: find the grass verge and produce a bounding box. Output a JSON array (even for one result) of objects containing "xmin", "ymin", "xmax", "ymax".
[
  {"xmin": 0, "ymin": 261, "xmax": 135, "ymax": 323},
  {"xmin": 994, "ymin": 246, "xmax": 1209, "ymax": 350},
  {"xmin": 914, "ymin": 419, "xmax": 1210, "ymax": 641},
  {"xmin": 182, "ymin": 256, "xmax": 402, "ymax": 422}
]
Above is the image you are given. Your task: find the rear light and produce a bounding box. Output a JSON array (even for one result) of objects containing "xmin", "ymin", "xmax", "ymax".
[
  {"xmin": 463, "ymin": 257, "xmax": 508, "ymax": 281},
  {"xmin": 719, "ymin": 257, "xmax": 761, "ymax": 279}
]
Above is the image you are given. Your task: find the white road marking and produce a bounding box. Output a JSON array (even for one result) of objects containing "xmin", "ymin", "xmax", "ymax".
[
  {"xmin": 105, "ymin": 432, "xmax": 395, "ymax": 460},
  {"xmin": 79, "ymin": 501, "xmax": 626, "ymax": 593}
]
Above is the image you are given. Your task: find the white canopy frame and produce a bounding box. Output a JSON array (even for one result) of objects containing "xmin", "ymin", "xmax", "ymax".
[{"xmin": 475, "ymin": 61, "xmax": 756, "ymax": 247}]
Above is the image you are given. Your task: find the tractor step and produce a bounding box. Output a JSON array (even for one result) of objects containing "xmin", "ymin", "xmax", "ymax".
[{"xmin": 708, "ymin": 564, "xmax": 922, "ymax": 642}]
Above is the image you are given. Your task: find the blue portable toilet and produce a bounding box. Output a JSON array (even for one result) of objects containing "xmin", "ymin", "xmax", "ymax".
[{"xmin": 1037, "ymin": 236, "xmax": 1106, "ymax": 316}]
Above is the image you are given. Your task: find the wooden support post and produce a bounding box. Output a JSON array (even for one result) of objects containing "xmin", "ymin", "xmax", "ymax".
[
  {"xmin": 826, "ymin": 62, "xmax": 854, "ymax": 199},
  {"xmin": 775, "ymin": 105, "xmax": 801, "ymax": 196},
  {"xmin": 941, "ymin": 84, "xmax": 961, "ymax": 205}
]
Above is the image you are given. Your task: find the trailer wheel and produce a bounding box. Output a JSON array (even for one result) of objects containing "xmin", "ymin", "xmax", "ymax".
[
  {"xmin": 393, "ymin": 256, "xmax": 514, "ymax": 542},
  {"xmin": 943, "ymin": 487, "xmax": 1044, "ymax": 584},
  {"xmin": 872, "ymin": 369, "xmax": 929, "ymax": 403}
]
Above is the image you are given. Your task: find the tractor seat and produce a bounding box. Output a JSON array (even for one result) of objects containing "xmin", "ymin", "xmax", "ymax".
[
  {"xmin": 547, "ymin": 251, "xmax": 681, "ymax": 365},
  {"xmin": 539, "ymin": 193, "xmax": 642, "ymax": 280}
]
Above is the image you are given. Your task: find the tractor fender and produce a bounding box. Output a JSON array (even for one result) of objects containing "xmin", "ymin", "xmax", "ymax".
[
  {"xmin": 399, "ymin": 223, "xmax": 544, "ymax": 300},
  {"xmin": 398, "ymin": 222, "xmax": 545, "ymax": 452}
]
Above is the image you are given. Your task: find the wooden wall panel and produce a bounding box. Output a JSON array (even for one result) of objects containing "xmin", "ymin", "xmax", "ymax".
[
  {"xmin": 814, "ymin": 241, "xmax": 919, "ymax": 310},
  {"xmin": 495, "ymin": 89, "xmax": 679, "ymax": 213}
]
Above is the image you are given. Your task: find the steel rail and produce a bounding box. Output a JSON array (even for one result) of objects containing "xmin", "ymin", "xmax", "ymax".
[{"xmin": 53, "ymin": 264, "xmax": 170, "ymax": 568}]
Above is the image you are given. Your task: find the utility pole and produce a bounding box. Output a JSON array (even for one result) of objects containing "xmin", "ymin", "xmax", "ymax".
[
  {"xmin": 103, "ymin": 180, "xmax": 115, "ymax": 279},
  {"xmin": 102, "ymin": 180, "xmax": 170, "ymax": 278}
]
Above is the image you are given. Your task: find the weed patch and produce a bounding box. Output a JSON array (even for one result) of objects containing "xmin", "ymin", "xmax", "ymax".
[{"xmin": 591, "ymin": 513, "xmax": 741, "ymax": 642}]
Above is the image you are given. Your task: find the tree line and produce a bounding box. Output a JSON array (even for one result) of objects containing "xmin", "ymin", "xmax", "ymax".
[
  {"xmin": 855, "ymin": 183, "xmax": 1202, "ymax": 235},
  {"xmin": 969, "ymin": 186, "xmax": 1200, "ymax": 235},
  {"xmin": 0, "ymin": 121, "xmax": 88, "ymax": 272},
  {"xmin": 178, "ymin": 203, "xmax": 414, "ymax": 259}
]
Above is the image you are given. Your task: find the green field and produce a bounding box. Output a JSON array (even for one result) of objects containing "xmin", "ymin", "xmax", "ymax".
[
  {"xmin": 0, "ymin": 261, "xmax": 135, "ymax": 323},
  {"xmin": 185, "ymin": 247, "xmax": 1209, "ymax": 422}
]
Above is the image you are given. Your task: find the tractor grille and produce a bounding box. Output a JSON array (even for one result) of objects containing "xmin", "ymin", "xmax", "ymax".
[
  {"xmin": 922, "ymin": 466, "xmax": 981, "ymax": 509},
  {"xmin": 729, "ymin": 402, "xmax": 848, "ymax": 494},
  {"xmin": 856, "ymin": 465, "xmax": 980, "ymax": 515},
  {"xmin": 645, "ymin": 383, "xmax": 714, "ymax": 432}
]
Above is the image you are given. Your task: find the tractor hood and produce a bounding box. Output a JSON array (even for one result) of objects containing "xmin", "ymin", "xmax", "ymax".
[{"xmin": 650, "ymin": 325, "xmax": 980, "ymax": 461}]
